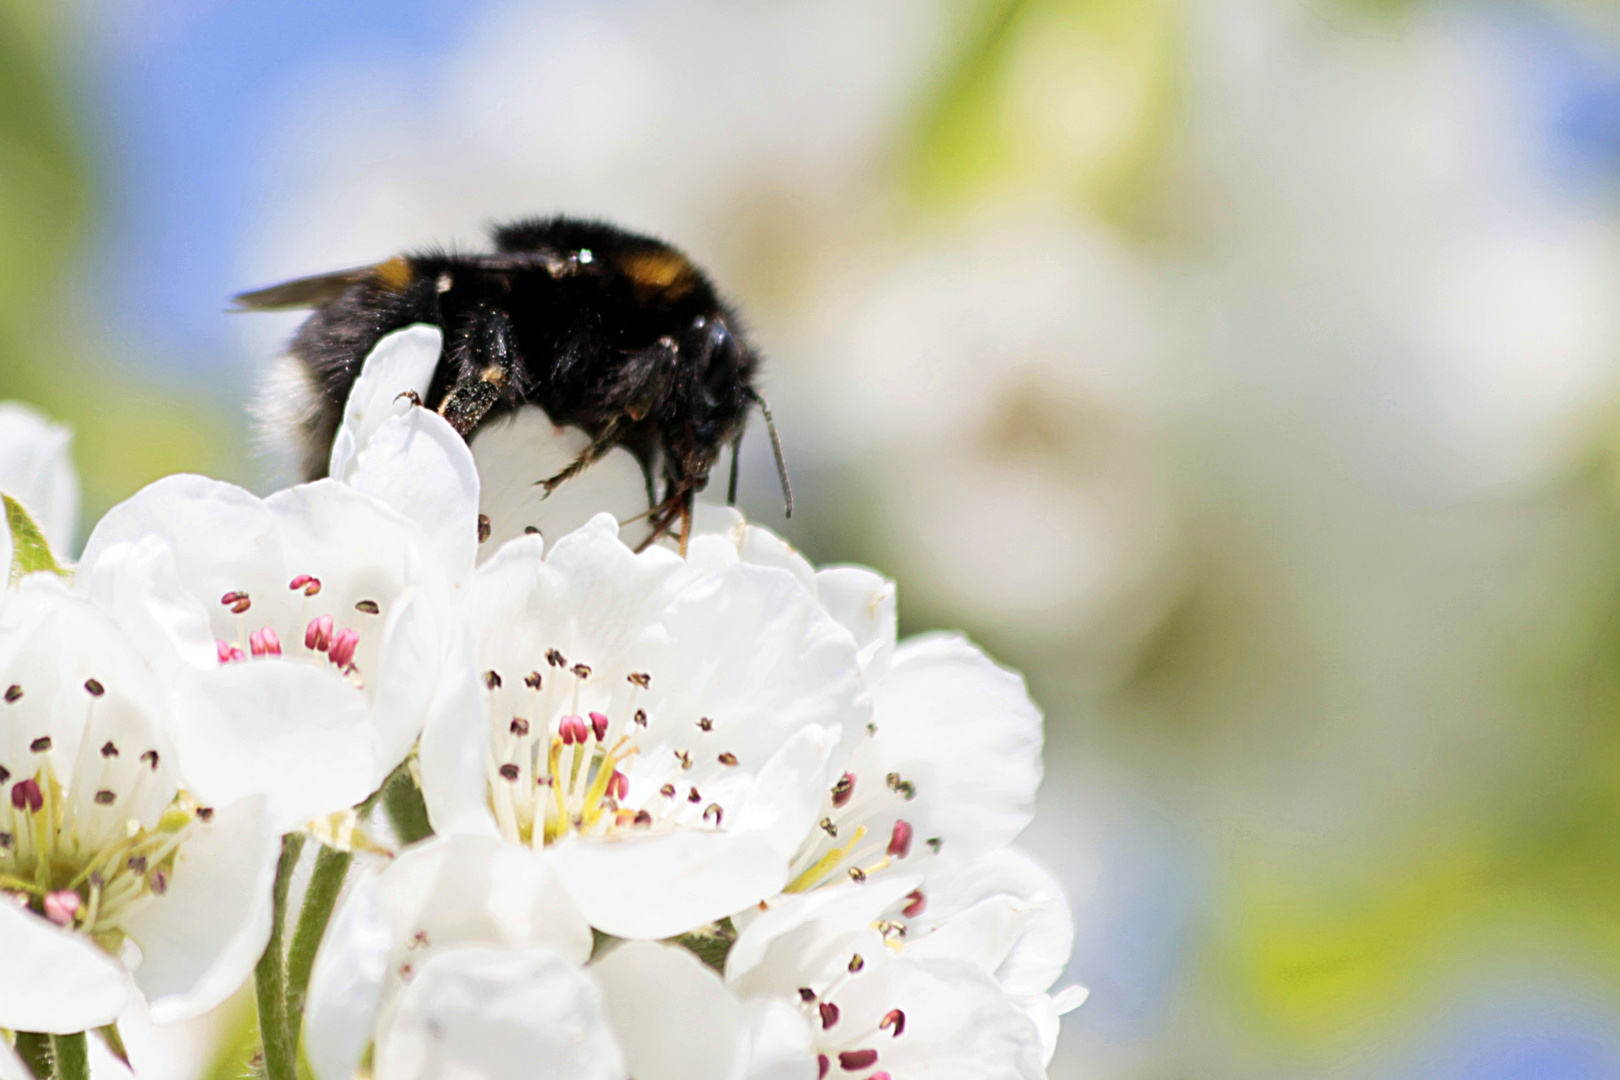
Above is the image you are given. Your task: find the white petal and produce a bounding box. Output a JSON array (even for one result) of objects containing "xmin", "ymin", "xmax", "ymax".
[
  {"xmin": 554, "ymin": 829, "xmax": 788, "ymax": 940},
  {"xmin": 730, "ymin": 724, "xmax": 840, "ymax": 861},
  {"xmin": 305, "ymin": 870, "xmax": 392, "ymax": 1080},
  {"xmin": 0, "ymin": 899, "xmax": 129, "ymax": 1033},
  {"xmin": 741, "ymin": 999, "xmax": 816, "ymax": 1080},
  {"xmin": 349, "ymin": 409, "xmax": 480, "ymax": 584},
  {"xmin": 813, "ymin": 567, "xmax": 896, "ymax": 683},
  {"xmin": 329, "ymin": 324, "xmax": 444, "ymax": 482},
  {"xmin": 864, "ymin": 633, "xmax": 1042, "ymax": 860},
  {"xmin": 864, "ymin": 957, "xmax": 1046, "ymax": 1080},
  {"xmin": 0, "ymin": 1034, "xmax": 30, "ymax": 1080},
  {"xmin": 593, "ymin": 941, "xmax": 745, "ymax": 1080},
  {"xmin": 126, "ymin": 795, "xmax": 279, "ymax": 1023},
  {"xmin": 417, "ymin": 635, "xmax": 498, "ymax": 839},
  {"xmin": 0, "ymin": 401, "xmax": 79, "ymax": 556},
  {"xmin": 170, "ymin": 663, "xmax": 375, "ymax": 831},
  {"xmin": 375, "ymin": 946, "xmax": 623, "ymax": 1080},
  {"xmin": 725, "ymin": 877, "xmax": 918, "ymax": 993},
  {"xmin": 77, "ymin": 474, "xmax": 271, "ymax": 581},
  {"xmin": 468, "ymin": 406, "xmax": 651, "ymax": 556}
]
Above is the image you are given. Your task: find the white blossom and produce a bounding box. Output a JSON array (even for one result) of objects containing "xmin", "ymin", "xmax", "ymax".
[
  {"xmin": 0, "ymin": 577, "xmax": 278, "ymax": 1033},
  {"xmin": 419, "ymin": 512, "xmax": 868, "ymax": 939},
  {"xmin": 0, "ymin": 402, "xmax": 80, "ymax": 559}
]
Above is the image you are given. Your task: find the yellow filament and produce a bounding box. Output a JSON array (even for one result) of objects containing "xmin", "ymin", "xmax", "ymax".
[
  {"xmin": 784, "ymin": 826, "xmax": 868, "ymax": 894},
  {"xmin": 580, "ymin": 739, "xmax": 637, "ymax": 829}
]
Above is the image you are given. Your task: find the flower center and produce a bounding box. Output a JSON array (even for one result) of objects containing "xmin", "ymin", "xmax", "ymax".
[
  {"xmin": 0, "ymin": 677, "xmax": 206, "ymax": 952},
  {"xmin": 212, "ymin": 576, "xmax": 384, "ymax": 687},
  {"xmin": 784, "ymin": 733, "xmax": 925, "ymax": 893},
  {"xmin": 482, "ymin": 653, "xmax": 737, "ymax": 848}
]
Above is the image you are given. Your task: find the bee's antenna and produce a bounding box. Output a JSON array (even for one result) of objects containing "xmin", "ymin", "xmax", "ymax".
[
  {"xmin": 746, "ymin": 388, "xmax": 793, "ymax": 519},
  {"xmin": 727, "ymin": 430, "xmax": 744, "ymax": 505}
]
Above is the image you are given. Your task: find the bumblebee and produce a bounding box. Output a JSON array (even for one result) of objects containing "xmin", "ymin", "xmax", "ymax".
[{"xmin": 236, "ymin": 216, "xmax": 790, "ymax": 548}]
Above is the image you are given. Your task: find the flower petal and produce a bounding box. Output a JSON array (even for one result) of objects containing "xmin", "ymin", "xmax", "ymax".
[
  {"xmin": 741, "ymin": 999, "xmax": 816, "ymax": 1080},
  {"xmin": 348, "ymin": 409, "xmax": 480, "ymax": 584},
  {"xmin": 328, "ymin": 324, "xmax": 444, "ymax": 483},
  {"xmin": 813, "ymin": 567, "xmax": 896, "ymax": 683},
  {"xmin": 0, "ymin": 401, "xmax": 79, "ymax": 557},
  {"xmin": 850, "ymin": 957, "xmax": 1046, "ymax": 1080},
  {"xmin": 0, "ymin": 898, "xmax": 129, "ymax": 1033},
  {"xmin": 375, "ymin": 946, "xmax": 623, "ymax": 1080},
  {"xmin": 0, "ymin": 1033, "xmax": 31, "ymax": 1080},
  {"xmin": 305, "ymin": 870, "xmax": 392, "ymax": 1080},
  {"xmin": 124, "ymin": 795, "xmax": 279, "ymax": 1023},
  {"xmin": 593, "ymin": 940, "xmax": 746, "ymax": 1080}
]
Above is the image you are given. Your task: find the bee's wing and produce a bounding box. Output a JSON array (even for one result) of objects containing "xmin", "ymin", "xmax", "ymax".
[{"xmin": 230, "ymin": 266, "xmax": 379, "ymax": 311}]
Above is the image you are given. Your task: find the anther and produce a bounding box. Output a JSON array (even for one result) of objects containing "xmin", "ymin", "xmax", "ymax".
[
  {"xmin": 718, "ymin": 752, "xmax": 738, "ymax": 766},
  {"xmin": 820, "ymin": 817, "xmax": 838, "ymax": 837},
  {"xmin": 44, "ymin": 890, "xmax": 80, "ymax": 928},
  {"xmin": 524, "ymin": 671, "xmax": 542, "ymax": 690},
  {"xmin": 546, "ymin": 649, "xmax": 566, "ymax": 667},
  {"xmin": 499, "ymin": 764, "xmax": 520, "ymax": 781},
  {"xmin": 688, "ymin": 787, "xmax": 702, "ymax": 803},
  {"xmin": 831, "ymin": 773, "xmax": 855, "ymax": 809},
  {"xmin": 633, "ymin": 709, "xmax": 647, "ymax": 726},
  {"xmin": 221, "ymin": 590, "xmax": 251, "ymax": 614},
  {"xmin": 799, "ymin": 988, "xmax": 817, "ymax": 1002},
  {"xmin": 848, "ymin": 866, "xmax": 867, "ymax": 883},
  {"xmin": 703, "ymin": 803, "xmax": 723, "ymax": 825},
  {"xmin": 94, "ymin": 790, "xmax": 115, "ymax": 805},
  {"xmin": 838, "ymin": 1050, "xmax": 878, "ymax": 1071},
  {"xmin": 524, "ymin": 525, "xmax": 540, "ymax": 535},
  {"xmin": 901, "ymin": 889, "xmax": 926, "ymax": 918},
  {"xmin": 141, "ymin": 750, "xmax": 160, "ymax": 770},
  {"xmin": 589, "ymin": 712, "xmax": 609, "ymax": 741},
  {"xmin": 848, "ymin": 953, "xmax": 864, "ymax": 973},
  {"xmin": 559, "ymin": 715, "xmax": 589, "ymax": 745},
  {"xmin": 217, "ymin": 639, "xmax": 246, "ymax": 664},
  {"xmin": 819, "ymin": 1002, "xmax": 840, "ymax": 1029},
  {"xmin": 880, "ymin": 1010, "xmax": 905, "ymax": 1037},
  {"xmin": 478, "ymin": 515, "xmax": 491, "ymax": 544},
  {"xmin": 925, "ymin": 837, "xmax": 942, "ymax": 853},
  {"xmin": 607, "ymin": 771, "xmax": 629, "ymax": 801},
  {"xmin": 305, "ymin": 615, "xmax": 333, "ymax": 652},
  {"xmin": 197, "ymin": 806, "xmax": 214, "ymax": 821},
  {"xmin": 887, "ymin": 820, "xmax": 913, "ymax": 859},
  {"xmin": 150, "ymin": 869, "xmax": 168, "ymax": 895},
  {"xmin": 355, "ymin": 600, "xmax": 380, "ymax": 615},
  {"xmin": 485, "ymin": 670, "xmax": 503, "ymax": 690},
  {"xmin": 0, "ymin": 833, "xmax": 11, "ymax": 849},
  {"xmin": 510, "ymin": 717, "xmax": 530, "ymax": 737},
  {"xmin": 818, "ymin": 1055, "xmax": 830, "ymax": 1080},
  {"xmin": 628, "ymin": 672, "xmax": 651, "ymax": 689},
  {"xmin": 571, "ymin": 663, "xmax": 591, "ymax": 679},
  {"xmin": 329, "ymin": 628, "xmax": 360, "ymax": 668},
  {"xmin": 0, "ymin": 766, "xmax": 9, "ymax": 782},
  {"xmin": 11, "ymin": 779, "xmax": 42, "ymax": 812},
  {"xmin": 250, "ymin": 628, "xmax": 283, "ymax": 657},
  {"xmin": 127, "ymin": 855, "xmax": 147, "ymax": 873},
  {"xmin": 3, "ymin": 684, "xmax": 19, "ymax": 703},
  {"xmin": 288, "ymin": 575, "xmax": 322, "ymax": 597},
  {"xmin": 675, "ymin": 750, "xmax": 691, "ymax": 770},
  {"xmin": 660, "ymin": 784, "xmax": 676, "ymax": 798},
  {"xmin": 633, "ymin": 809, "xmax": 652, "ymax": 826},
  {"xmin": 697, "ymin": 717, "xmax": 713, "ymax": 732},
  {"xmin": 30, "ymin": 736, "xmax": 51, "ymax": 753}
]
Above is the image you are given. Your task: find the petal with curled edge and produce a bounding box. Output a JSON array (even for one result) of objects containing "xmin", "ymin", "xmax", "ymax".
[
  {"xmin": 594, "ymin": 941, "xmax": 747, "ymax": 1080},
  {"xmin": 328, "ymin": 324, "xmax": 443, "ymax": 483},
  {"xmin": 304, "ymin": 871, "xmax": 392, "ymax": 1080},
  {"xmin": 0, "ymin": 899, "xmax": 129, "ymax": 1034},
  {"xmin": 349, "ymin": 408, "xmax": 481, "ymax": 586},
  {"xmin": 0, "ymin": 401, "xmax": 79, "ymax": 557}
]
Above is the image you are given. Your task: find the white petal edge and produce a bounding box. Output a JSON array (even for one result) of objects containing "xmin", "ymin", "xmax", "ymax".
[
  {"xmin": 305, "ymin": 870, "xmax": 392, "ymax": 1080},
  {"xmin": 329, "ymin": 324, "xmax": 444, "ymax": 483},
  {"xmin": 0, "ymin": 900, "xmax": 129, "ymax": 1033},
  {"xmin": 593, "ymin": 941, "xmax": 746, "ymax": 1080}
]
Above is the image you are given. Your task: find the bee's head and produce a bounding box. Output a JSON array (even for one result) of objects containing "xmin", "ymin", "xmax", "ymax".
[{"xmin": 682, "ymin": 309, "xmax": 757, "ymax": 447}]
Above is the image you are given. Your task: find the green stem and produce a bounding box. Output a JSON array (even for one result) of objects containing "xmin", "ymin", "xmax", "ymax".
[
  {"xmin": 48, "ymin": 1034, "xmax": 87, "ymax": 1080},
  {"xmin": 14, "ymin": 1032, "xmax": 51, "ymax": 1079},
  {"xmin": 254, "ymin": 833, "xmax": 305, "ymax": 1080},
  {"xmin": 284, "ymin": 843, "xmax": 352, "ymax": 1052},
  {"xmin": 381, "ymin": 767, "xmax": 433, "ymax": 846}
]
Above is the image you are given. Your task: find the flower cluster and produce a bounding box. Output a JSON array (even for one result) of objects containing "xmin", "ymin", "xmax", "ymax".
[{"xmin": 0, "ymin": 326, "xmax": 1083, "ymax": 1080}]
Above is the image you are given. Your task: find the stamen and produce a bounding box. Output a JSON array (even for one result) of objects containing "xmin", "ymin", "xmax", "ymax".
[
  {"xmin": 607, "ymin": 771, "xmax": 628, "ymax": 801},
  {"xmin": 831, "ymin": 773, "xmax": 855, "ymax": 809},
  {"xmin": 217, "ymin": 639, "xmax": 246, "ymax": 664},
  {"xmin": 524, "ymin": 671, "xmax": 542, "ymax": 690},
  {"xmin": 93, "ymin": 790, "xmax": 115, "ymax": 805},
  {"xmin": 820, "ymin": 817, "xmax": 838, "ymax": 837},
  {"xmin": 355, "ymin": 600, "xmax": 380, "ymax": 615},
  {"xmin": 879, "ymin": 1010, "xmax": 905, "ymax": 1037},
  {"xmin": 571, "ymin": 664, "xmax": 591, "ymax": 679},
  {"xmin": 697, "ymin": 717, "xmax": 713, "ymax": 732},
  {"xmin": 11, "ymin": 780, "xmax": 41, "ymax": 812},
  {"xmin": 718, "ymin": 752, "xmax": 738, "ymax": 766},
  {"xmin": 329, "ymin": 629, "xmax": 360, "ymax": 668},
  {"xmin": 221, "ymin": 590, "xmax": 251, "ymax": 614},
  {"xmin": 633, "ymin": 709, "xmax": 647, "ymax": 726},
  {"xmin": 799, "ymin": 988, "xmax": 817, "ymax": 1001},
  {"xmin": 498, "ymin": 764, "xmax": 520, "ymax": 781},
  {"xmin": 901, "ymin": 890, "xmax": 926, "ymax": 918},
  {"xmin": 510, "ymin": 718, "xmax": 530, "ymax": 737},
  {"xmin": 478, "ymin": 515, "xmax": 492, "ymax": 544},
  {"xmin": 29, "ymin": 737, "xmax": 50, "ymax": 753},
  {"xmin": 848, "ymin": 954, "xmax": 864, "ymax": 973},
  {"xmin": 83, "ymin": 679, "xmax": 105, "ymax": 697},
  {"xmin": 703, "ymin": 803, "xmax": 723, "ymax": 826},
  {"xmin": 633, "ymin": 810, "xmax": 652, "ymax": 826},
  {"xmin": 660, "ymin": 784, "xmax": 676, "ymax": 798},
  {"xmin": 559, "ymin": 715, "xmax": 588, "ymax": 746},
  {"xmin": 305, "ymin": 615, "xmax": 333, "ymax": 652},
  {"xmin": 290, "ymin": 574, "xmax": 322, "ymax": 596},
  {"xmin": 817, "ymin": 1055, "xmax": 829, "ymax": 1080},
  {"xmin": 140, "ymin": 750, "xmax": 160, "ymax": 770},
  {"xmin": 819, "ymin": 1002, "xmax": 840, "ymax": 1029},
  {"xmin": 0, "ymin": 765, "xmax": 8, "ymax": 782},
  {"xmin": 886, "ymin": 820, "xmax": 913, "ymax": 859},
  {"xmin": 546, "ymin": 649, "xmax": 566, "ymax": 668},
  {"xmin": 628, "ymin": 672, "xmax": 651, "ymax": 689},
  {"xmin": 687, "ymin": 787, "xmax": 701, "ymax": 803},
  {"xmin": 848, "ymin": 866, "xmax": 867, "ymax": 883},
  {"xmin": 485, "ymin": 670, "xmax": 503, "ymax": 690},
  {"xmin": 589, "ymin": 712, "xmax": 609, "ymax": 741},
  {"xmin": 4, "ymin": 684, "xmax": 21, "ymax": 702},
  {"xmin": 838, "ymin": 1050, "xmax": 878, "ymax": 1071},
  {"xmin": 43, "ymin": 890, "xmax": 80, "ymax": 927}
]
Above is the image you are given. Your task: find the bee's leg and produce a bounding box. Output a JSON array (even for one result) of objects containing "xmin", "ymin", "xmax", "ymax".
[
  {"xmin": 677, "ymin": 492, "xmax": 693, "ymax": 557},
  {"xmin": 438, "ymin": 302, "xmax": 519, "ymax": 436},
  {"xmin": 437, "ymin": 371, "xmax": 504, "ymax": 436},
  {"xmin": 726, "ymin": 430, "xmax": 744, "ymax": 505},
  {"xmin": 535, "ymin": 418, "xmax": 623, "ymax": 496}
]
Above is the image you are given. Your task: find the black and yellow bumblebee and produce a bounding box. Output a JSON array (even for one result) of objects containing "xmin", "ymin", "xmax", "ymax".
[{"xmin": 236, "ymin": 216, "xmax": 790, "ymax": 548}]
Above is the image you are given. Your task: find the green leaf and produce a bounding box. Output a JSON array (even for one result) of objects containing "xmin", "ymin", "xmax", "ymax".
[
  {"xmin": 3, "ymin": 494, "xmax": 66, "ymax": 582},
  {"xmin": 92, "ymin": 1025, "xmax": 129, "ymax": 1070}
]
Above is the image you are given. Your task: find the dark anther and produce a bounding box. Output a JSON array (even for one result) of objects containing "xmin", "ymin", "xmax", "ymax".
[
  {"xmin": 477, "ymin": 514, "xmax": 492, "ymax": 543},
  {"xmin": 141, "ymin": 749, "xmax": 161, "ymax": 770},
  {"xmin": 880, "ymin": 1009, "xmax": 906, "ymax": 1037},
  {"xmin": 718, "ymin": 752, "xmax": 738, "ymax": 766},
  {"xmin": 11, "ymin": 779, "xmax": 42, "ymax": 812},
  {"xmin": 628, "ymin": 672, "xmax": 651, "ymax": 689},
  {"xmin": 84, "ymin": 678, "xmax": 105, "ymax": 697},
  {"xmin": 499, "ymin": 764, "xmax": 521, "ymax": 781},
  {"xmin": 703, "ymin": 803, "xmax": 723, "ymax": 825},
  {"xmin": 798, "ymin": 987, "xmax": 817, "ymax": 1002},
  {"xmin": 484, "ymin": 670, "xmax": 502, "ymax": 690},
  {"xmin": 510, "ymin": 717, "xmax": 531, "ymax": 736},
  {"xmin": 94, "ymin": 789, "xmax": 116, "ymax": 805},
  {"xmin": 4, "ymin": 684, "xmax": 21, "ymax": 703},
  {"xmin": 848, "ymin": 953, "xmax": 864, "ymax": 973},
  {"xmin": 820, "ymin": 817, "xmax": 838, "ymax": 837},
  {"xmin": 660, "ymin": 784, "xmax": 676, "ymax": 797},
  {"xmin": 633, "ymin": 709, "xmax": 647, "ymax": 726},
  {"xmin": 524, "ymin": 525, "xmax": 540, "ymax": 535},
  {"xmin": 355, "ymin": 600, "xmax": 381, "ymax": 615},
  {"xmin": 633, "ymin": 809, "xmax": 653, "ymax": 826},
  {"xmin": 697, "ymin": 717, "xmax": 713, "ymax": 732},
  {"xmin": 546, "ymin": 649, "xmax": 566, "ymax": 667},
  {"xmin": 838, "ymin": 1050, "xmax": 878, "ymax": 1071},
  {"xmin": 0, "ymin": 765, "xmax": 8, "ymax": 783},
  {"xmin": 902, "ymin": 889, "xmax": 927, "ymax": 918},
  {"xmin": 819, "ymin": 1001, "xmax": 840, "ymax": 1029},
  {"xmin": 571, "ymin": 663, "xmax": 591, "ymax": 679},
  {"xmin": 127, "ymin": 856, "xmax": 147, "ymax": 873},
  {"xmin": 818, "ymin": 1055, "xmax": 829, "ymax": 1080},
  {"xmin": 675, "ymin": 749, "xmax": 692, "ymax": 770},
  {"xmin": 831, "ymin": 772, "xmax": 855, "ymax": 808},
  {"xmin": 848, "ymin": 866, "xmax": 867, "ymax": 883},
  {"xmin": 197, "ymin": 806, "xmax": 215, "ymax": 822},
  {"xmin": 524, "ymin": 671, "xmax": 543, "ymax": 690},
  {"xmin": 30, "ymin": 736, "xmax": 51, "ymax": 753},
  {"xmin": 0, "ymin": 833, "xmax": 11, "ymax": 849},
  {"xmin": 688, "ymin": 786, "xmax": 702, "ymax": 803},
  {"xmin": 925, "ymin": 837, "xmax": 943, "ymax": 853},
  {"xmin": 150, "ymin": 869, "xmax": 168, "ymax": 895},
  {"xmin": 100, "ymin": 741, "xmax": 118, "ymax": 758},
  {"xmin": 394, "ymin": 389, "xmax": 422, "ymax": 406}
]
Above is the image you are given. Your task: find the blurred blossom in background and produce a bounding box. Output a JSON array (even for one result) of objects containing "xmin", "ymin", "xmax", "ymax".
[{"xmin": 7, "ymin": 0, "xmax": 1620, "ymax": 1075}]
